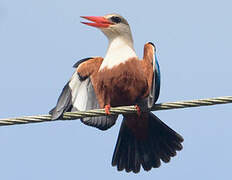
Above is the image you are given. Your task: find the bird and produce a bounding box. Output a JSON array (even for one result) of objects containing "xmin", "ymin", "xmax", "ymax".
[{"xmin": 50, "ymin": 13, "xmax": 184, "ymax": 173}]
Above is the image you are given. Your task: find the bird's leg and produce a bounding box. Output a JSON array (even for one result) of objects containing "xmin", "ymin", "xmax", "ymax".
[
  {"xmin": 104, "ymin": 104, "xmax": 111, "ymax": 115},
  {"xmin": 135, "ymin": 105, "xmax": 141, "ymax": 117}
]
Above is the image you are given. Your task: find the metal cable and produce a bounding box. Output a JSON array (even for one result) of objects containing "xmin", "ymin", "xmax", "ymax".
[{"xmin": 0, "ymin": 96, "xmax": 231, "ymax": 126}]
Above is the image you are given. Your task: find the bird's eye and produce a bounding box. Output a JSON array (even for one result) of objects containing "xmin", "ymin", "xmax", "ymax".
[{"xmin": 110, "ymin": 16, "xmax": 122, "ymax": 24}]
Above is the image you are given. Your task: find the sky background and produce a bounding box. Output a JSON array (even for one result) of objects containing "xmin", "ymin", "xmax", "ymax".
[{"xmin": 0, "ymin": 0, "xmax": 232, "ymax": 179}]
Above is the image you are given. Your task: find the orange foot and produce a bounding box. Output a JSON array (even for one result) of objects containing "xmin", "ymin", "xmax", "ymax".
[
  {"xmin": 104, "ymin": 105, "xmax": 111, "ymax": 115},
  {"xmin": 135, "ymin": 105, "xmax": 141, "ymax": 117}
]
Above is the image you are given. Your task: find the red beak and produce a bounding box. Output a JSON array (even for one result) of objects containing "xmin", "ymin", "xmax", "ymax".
[{"xmin": 81, "ymin": 16, "xmax": 113, "ymax": 28}]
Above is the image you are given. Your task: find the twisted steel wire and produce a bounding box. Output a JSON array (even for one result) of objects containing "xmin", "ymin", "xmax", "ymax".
[{"xmin": 0, "ymin": 96, "xmax": 231, "ymax": 126}]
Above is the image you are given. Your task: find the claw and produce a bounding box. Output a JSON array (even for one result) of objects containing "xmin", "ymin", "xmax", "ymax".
[
  {"xmin": 135, "ymin": 105, "xmax": 141, "ymax": 116},
  {"xmin": 104, "ymin": 105, "xmax": 111, "ymax": 115}
]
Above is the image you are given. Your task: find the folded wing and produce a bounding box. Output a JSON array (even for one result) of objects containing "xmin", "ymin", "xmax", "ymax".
[{"xmin": 147, "ymin": 42, "xmax": 161, "ymax": 108}]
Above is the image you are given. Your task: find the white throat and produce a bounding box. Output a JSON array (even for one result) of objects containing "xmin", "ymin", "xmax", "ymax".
[{"xmin": 99, "ymin": 37, "xmax": 137, "ymax": 70}]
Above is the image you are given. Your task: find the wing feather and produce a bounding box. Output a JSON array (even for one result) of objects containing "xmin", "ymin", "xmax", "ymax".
[
  {"xmin": 49, "ymin": 57, "xmax": 118, "ymax": 130},
  {"xmin": 147, "ymin": 43, "xmax": 161, "ymax": 108},
  {"xmin": 49, "ymin": 82, "xmax": 73, "ymax": 120}
]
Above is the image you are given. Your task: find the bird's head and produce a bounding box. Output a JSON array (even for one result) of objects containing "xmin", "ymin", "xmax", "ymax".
[{"xmin": 81, "ymin": 14, "xmax": 133, "ymax": 44}]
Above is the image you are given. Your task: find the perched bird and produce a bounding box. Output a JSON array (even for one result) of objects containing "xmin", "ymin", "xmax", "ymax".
[{"xmin": 50, "ymin": 14, "xmax": 183, "ymax": 173}]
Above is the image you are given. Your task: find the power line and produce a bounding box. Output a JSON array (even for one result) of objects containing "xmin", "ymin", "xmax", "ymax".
[{"xmin": 0, "ymin": 96, "xmax": 231, "ymax": 126}]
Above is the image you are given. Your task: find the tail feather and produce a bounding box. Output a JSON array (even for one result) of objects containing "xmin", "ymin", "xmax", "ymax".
[
  {"xmin": 149, "ymin": 140, "xmax": 161, "ymax": 168},
  {"xmin": 134, "ymin": 140, "xmax": 141, "ymax": 173},
  {"xmin": 112, "ymin": 112, "xmax": 183, "ymax": 173},
  {"xmin": 139, "ymin": 140, "xmax": 153, "ymax": 171},
  {"xmin": 126, "ymin": 141, "xmax": 133, "ymax": 172}
]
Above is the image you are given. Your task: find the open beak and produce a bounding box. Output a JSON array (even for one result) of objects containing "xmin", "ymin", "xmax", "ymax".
[{"xmin": 81, "ymin": 16, "xmax": 113, "ymax": 28}]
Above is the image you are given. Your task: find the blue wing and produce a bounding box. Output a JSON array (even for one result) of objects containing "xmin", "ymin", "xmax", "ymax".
[
  {"xmin": 154, "ymin": 54, "xmax": 161, "ymax": 103},
  {"xmin": 147, "ymin": 44, "xmax": 161, "ymax": 108}
]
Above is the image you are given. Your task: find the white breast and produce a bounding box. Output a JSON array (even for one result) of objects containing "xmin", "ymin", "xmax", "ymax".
[{"xmin": 99, "ymin": 37, "xmax": 137, "ymax": 70}]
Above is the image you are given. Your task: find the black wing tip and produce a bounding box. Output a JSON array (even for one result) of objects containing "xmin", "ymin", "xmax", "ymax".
[
  {"xmin": 49, "ymin": 107, "xmax": 64, "ymax": 120},
  {"xmin": 49, "ymin": 107, "xmax": 55, "ymax": 115},
  {"xmin": 73, "ymin": 57, "xmax": 93, "ymax": 68},
  {"xmin": 147, "ymin": 42, "xmax": 156, "ymax": 51},
  {"xmin": 49, "ymin": 82, "xmax": 73, "ymax": 121},
  {"xmin": 148, "ymin": 42, "xmax": 155, "ymax": 46},
  {"xmin": 49, "ymin": 107, "xmax": 57, "ymax": 120}
]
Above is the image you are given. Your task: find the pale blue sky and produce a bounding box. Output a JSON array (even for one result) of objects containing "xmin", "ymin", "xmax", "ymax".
[{"xmin": 0, "ymin": 0, "xmax": 232, "ymax": 179}]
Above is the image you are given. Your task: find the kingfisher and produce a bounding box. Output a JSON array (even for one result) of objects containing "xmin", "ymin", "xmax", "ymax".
[{"xmin": 50, "ymin": 14, "xmax": 183, "ymax": 173}]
